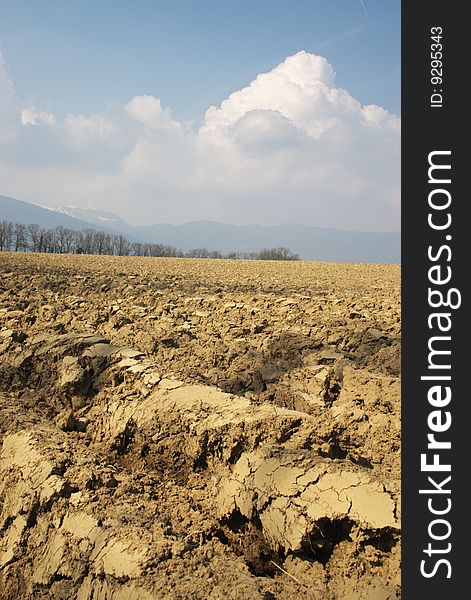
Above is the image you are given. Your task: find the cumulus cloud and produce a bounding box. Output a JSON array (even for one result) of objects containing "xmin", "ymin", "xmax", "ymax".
[
  {"xmin": 125, "ymin": 95, "xmax": 182, "ymax": 134},
  {"xmin": 361, "ymin": 104, "xmax": 399, "ymax": 130},
  {"xmin": 199, "ymin": 51, "xmax": 396, "ymax": 143},
  {"xmin": 232, "ymin": 110, "xmax": 304, "ymax": 153},
  {"xmin": 201, "ymin": 52, "xmax": 340, "ymax": 137},
  {"xmin": 64, "ymin": 113, "xmax": 116, "ymax": 145},
  {"xmin": 0, "ymin": 50, "xmax": 400, "ymax": 231},
  {"xmin": 21, "ymin": 107, "xmax": 57, "ymax": 126}
]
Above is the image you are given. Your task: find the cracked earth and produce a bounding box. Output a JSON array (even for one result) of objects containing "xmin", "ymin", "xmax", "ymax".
[{"xmin": 0, "ymin": 253, "xmax": 400, "ymax": 599}]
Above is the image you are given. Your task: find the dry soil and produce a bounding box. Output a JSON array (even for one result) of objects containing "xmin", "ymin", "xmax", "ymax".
[{"xmin": 0, "ymin": 253, "xmax": 401, "ymax": 599}]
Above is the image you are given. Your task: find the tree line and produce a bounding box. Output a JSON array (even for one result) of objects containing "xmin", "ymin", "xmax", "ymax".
[{"xmin": 0, "ymin": 220, "xmax": 300, "ymax": 261}]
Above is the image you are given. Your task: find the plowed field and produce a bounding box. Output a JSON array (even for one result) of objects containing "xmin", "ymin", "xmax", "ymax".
[{"xmin": 0, "ymin": 253, "xmax": 401, "ymax": 599}]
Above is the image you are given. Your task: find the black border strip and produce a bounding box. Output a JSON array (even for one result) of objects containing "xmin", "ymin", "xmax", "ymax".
[{"xmin": 402, "ymin": 2, "xmax": 466, "ymax": 596}]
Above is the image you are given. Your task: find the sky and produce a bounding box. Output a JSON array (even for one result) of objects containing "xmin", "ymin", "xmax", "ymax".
[{"xmin": 0, "ymin": 0, "xmax": 400, "ymax": 231}]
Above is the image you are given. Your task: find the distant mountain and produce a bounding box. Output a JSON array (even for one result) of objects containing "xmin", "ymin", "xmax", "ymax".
[
  {"xmin": 0, "ymin": 195, "xmax": 127, "ymax": 236},
  {"xmin": 51, "ymin": 206, "xmax": 130, "ymax": 232},
  {"xmin": 132, "ymin": 220, "xmax": 400, "ymax": 263},
  {"xmin": 0, "ymin": 194, "xmax": 400, "ymax": 263}
]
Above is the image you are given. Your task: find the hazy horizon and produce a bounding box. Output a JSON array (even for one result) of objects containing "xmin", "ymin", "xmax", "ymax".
[{"xmin": 1, "ymin": 193, "xmax": 401, "ymax": 234}]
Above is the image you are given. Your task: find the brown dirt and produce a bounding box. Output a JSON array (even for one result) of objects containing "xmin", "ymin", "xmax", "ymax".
[{"xmin": 0, "ymin": 253, "xmax": 401, "ymax": 599}]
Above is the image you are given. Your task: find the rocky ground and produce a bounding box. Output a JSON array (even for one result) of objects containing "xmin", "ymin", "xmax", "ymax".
[{"xmin": 0, "ymin": 253, "xmax": 401, "ymax": 599}]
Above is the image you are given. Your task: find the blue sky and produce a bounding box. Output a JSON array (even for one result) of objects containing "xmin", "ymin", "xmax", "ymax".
[
  {"xmin": 1, "ymin": 0, "xmax": 400, "ymax": 123},
  {"xmin": 0, "ymin": 1, "xmax": 400, "ymax": 230}
]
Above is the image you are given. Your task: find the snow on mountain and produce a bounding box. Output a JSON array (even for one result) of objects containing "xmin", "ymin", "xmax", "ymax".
[{"xmin": 50, "ymin": 206, "xmax": 130, "ymax": 231}]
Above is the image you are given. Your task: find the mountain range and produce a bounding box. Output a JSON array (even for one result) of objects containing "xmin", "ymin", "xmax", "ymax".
[{"xmin": 0, "ymin": 194, "xmax": 400, "ymax": 263}]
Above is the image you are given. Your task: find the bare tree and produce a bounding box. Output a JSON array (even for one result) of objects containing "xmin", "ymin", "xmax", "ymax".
[
  {"xmin": 208, "ymin": 250, "xmax": 222, "ymax": 259},
  {"xmin": 62, "ymin": 228, "xmax": 77, "ymax": 253},
  {"xmin": 42, "ymin": 229, "xmax": 57, "ymax": 253},
  {"xmin": 28, "ymin": 224, "xmax": 42, "ymax": 252},
  {"xmin": 187, "ymin": 248, "xmax": 210, "ymax": 258},
  {"xmin": 113, "ymin": 234, "xmax": 131, "ymax": 256},
  {"xmin": 76, "ymin": 229, "xmax": 96, "ymax": 254},
  {"xmin": 100, "ymin": 234, "xmax": 113, "ymax": 255},
  {"xmin": 257, "ymin": 247, "xmax": 300, "ymax": 261},
  {"xmin": 1, "ymin": 219, "xmax": 301, "ymax": 262},
  {"xmin": 0, "ymin": 220, "xmax": 14, "ymax": 251},
  {"xmin": 131, "ymin": 241, "xmax": 144, "ymax": 256},
  {"xmin": 93, "ymin": 230, "xmax": 108, "ymax": 255},
  {"xmin": 13, "ymin": 223, "xmax": 28, "ymax": 252},
  {"xmin": 55, "ymin": 225, "xmax": 68, "ymax": 253}
]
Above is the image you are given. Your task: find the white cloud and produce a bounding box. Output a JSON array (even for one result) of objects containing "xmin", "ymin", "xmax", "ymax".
[
  {"xmin": 0, "ymin": 50, "xmax": 400, "ymax": 231},
  {"xmin": 125, "ymin": 95, "xmax": 182, "ymax": 134},
  {"xmin": 21, "ymin": 107, "xmax": 57, "ymax": 126},
  {"xmin": 200, "ymin": 51, "xmax": 359, "ymax": 139},
  {"xmin": 64, "ymin": 113, "xmax": 116, "ymax": 145},
  {"xmin": 361, "ymin": 104, "xmax": 399, "ymax": 131},
  {"xmin": 232, "ymin": 110, "xmax": 304, "ymax": 153}
]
